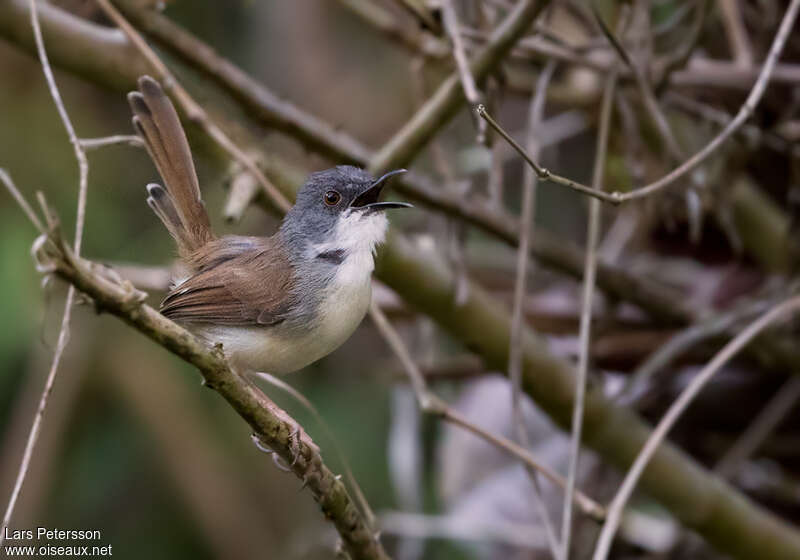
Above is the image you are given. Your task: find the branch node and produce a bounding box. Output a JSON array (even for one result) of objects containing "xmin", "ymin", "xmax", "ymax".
[
  {"xmin": 211, "ymin": 342, "xmax": 226, "ymax": 360},
  {"xmin": 30, "ymin": 234, "xmax": 59, "ymax": 275},
  {"xmin": 119, "ymin": 280, "xmax": 148, "ymax": 311},
  {"xmin": 419, "ymin": 391, "xmax": 447, "ymax": 417}
]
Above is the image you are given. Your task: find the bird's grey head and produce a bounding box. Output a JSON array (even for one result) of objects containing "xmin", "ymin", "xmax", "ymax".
[{"xmin": 280, "ymin": 165, "xmax": 410, "ymax": 262}]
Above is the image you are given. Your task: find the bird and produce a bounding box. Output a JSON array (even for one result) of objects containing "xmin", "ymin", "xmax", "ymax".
[{"xmin": 127, "ymin": 75, "xmax": 411, "ymax": 376}]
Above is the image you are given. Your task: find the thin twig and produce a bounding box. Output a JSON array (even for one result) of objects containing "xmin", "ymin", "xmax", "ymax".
[
  {"xmin": 0, "ymin": 0, "xmax": 89, "ymax": 547},
  {"xmin": 79, "ymin": 134, "xmax": 144, "ymax": 150},
  {"xmin": 592, "ymin": 295, "xmax": 800, "ymax": 560},
  {"xmin": 464, "ymin": 22, "xmax": 772, "ymax": 90},
  {"xmin": 94, "ymin": 0, "xmax": 291, "ymax": 214},
  {"xmin": 441, "ymin": 0, "xmax": 486, "ymax": 140},
  {"xmin": 477, "ymin": 105, "xmax": 622, "ymax": 204},
  {"xmin": 0, "ymin": 168, "xmax": 44, "ymax": 233},
  {"xmin": 368, "ymin": 303, "xmax": 606, "ymax": 522},
  {"xmin": 507, "ymin": 61, "xmax": 561, "ymax": 560},
  {"xmin": 337, "ymin": 0, "xmax": 793, "ymax": 96},
  {"xmin": 561, "ymin": 69, "xmax": 618, "ymax": 559}
]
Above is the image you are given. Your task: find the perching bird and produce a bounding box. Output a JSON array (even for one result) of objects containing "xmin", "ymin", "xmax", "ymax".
[{"xmin": 128, "ymin": 76, "xmax": 410, "ymax": 375}]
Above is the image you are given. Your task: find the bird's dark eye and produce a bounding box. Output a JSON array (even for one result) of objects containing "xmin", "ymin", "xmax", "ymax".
[{"xmin": 324, "ymin": 190, "xmax": 341, "ymax": 206}]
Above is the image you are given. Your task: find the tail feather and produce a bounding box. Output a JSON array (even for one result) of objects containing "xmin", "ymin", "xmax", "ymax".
[
  {"xmin": 129, "ymin": 75, "xmax": 212, "ymax": 257},
  {"xmin": 145, "ymin": 183, "xmax": 185, "ymax": 246}
]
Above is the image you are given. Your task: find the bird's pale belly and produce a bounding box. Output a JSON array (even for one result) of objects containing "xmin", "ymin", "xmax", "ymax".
[{"xmin": 198, "ymin": 265, "xmax": 373, "ymax": 375}]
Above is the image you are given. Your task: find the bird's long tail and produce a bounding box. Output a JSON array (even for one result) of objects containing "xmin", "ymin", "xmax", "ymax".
[{"xmin": 128, "ymin": 75, "xmax": 213, "ymax": 258}]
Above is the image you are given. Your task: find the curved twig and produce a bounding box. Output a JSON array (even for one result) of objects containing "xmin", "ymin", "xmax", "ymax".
[{"xmin": 592, "ymin": 295, "xmax": 800, "ymax": 560}]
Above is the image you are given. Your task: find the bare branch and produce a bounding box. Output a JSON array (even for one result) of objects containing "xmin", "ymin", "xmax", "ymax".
[
  {"xmin": 0, "ymin": 168, "xmax": 44, "ymax": 233},
  {"xmin": 79, "ymin": 134, "xmax": 143, "ymax": 150},
  {"xmin": 593, "ymin": 295, "xmax": 800, "ymax": 560},
  {"xmin": 664, "ymin": 92, "xmax": 800, "ymax": 157},
  {"xmin": 374, "ymin": 228, "xmax": 800, "ymax": 560},
  {"xmin": 477, "ymin": 104, "xmax": 622, "ymax": 204},
  {"xmin": 562, "ymin": 69, "xmax": 618, "ymax": 559},
  {"xmin": 441, "ymin": 0, "xmax": 486, "ymax": 139}
]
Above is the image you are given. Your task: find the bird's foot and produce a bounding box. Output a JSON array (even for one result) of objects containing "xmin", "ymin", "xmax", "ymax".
[
  {"xmin": 279, "ymin": 415, "xmax": 317, "ymax": 467},
  {"xmin": 251, "ymin": 433, "xmax": 293, "ymax": 472},
  {"xmin": 251, "ymin": 404, "xmax": 319, "ymax": 472}
]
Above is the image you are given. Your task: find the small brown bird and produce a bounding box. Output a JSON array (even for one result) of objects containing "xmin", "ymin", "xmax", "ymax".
[{"xmin": 128, "ymin": 76, "xmax": 411, "ymax": 375}]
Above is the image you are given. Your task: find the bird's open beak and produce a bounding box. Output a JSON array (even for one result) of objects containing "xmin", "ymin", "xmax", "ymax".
[{"xmin": 351, "ymin": 169, "xmax": 413, "ymax": 211}]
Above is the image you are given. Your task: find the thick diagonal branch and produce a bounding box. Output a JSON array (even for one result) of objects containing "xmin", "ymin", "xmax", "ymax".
[{"xmin": 37, "ymin": 230, "xmax": 388, "ymax": 560}]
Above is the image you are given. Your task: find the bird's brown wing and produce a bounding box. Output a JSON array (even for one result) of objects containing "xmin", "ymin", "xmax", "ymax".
[{"xmin": 160, "ymin": 236, "xmax": 294, "ymax": 326}]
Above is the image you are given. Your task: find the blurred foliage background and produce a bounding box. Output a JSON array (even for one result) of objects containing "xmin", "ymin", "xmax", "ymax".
[{"xmin": 2, "ymin": 0, "xmax": 800, "ymax": 559}]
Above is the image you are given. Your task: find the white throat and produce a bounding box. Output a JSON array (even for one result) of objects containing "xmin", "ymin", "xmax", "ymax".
[{"xmin": 311, "ymin": 208, "xmax": 389, "ymax": 264}]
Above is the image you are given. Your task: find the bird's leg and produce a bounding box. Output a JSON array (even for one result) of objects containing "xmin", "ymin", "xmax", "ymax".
[
  {"xmin": 251, "ymin": 418, "xmax": 315, "ymax": 471},
  {"xmin": 267, "ymin": 401, "xmax": 318, "ymax": 465},
  {"xmin": 243, "ymin": 370, "xmax": 319, "ymax": 468}
]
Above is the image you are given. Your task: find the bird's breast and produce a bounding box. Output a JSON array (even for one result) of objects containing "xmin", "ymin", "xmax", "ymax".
[
  {"xmin": 313, "ymin": 249, "xmax": 374, "ymax": 346},
  {"xmin": 204, "ymin": 250, "xmax": 374, "ymax": 375}
]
